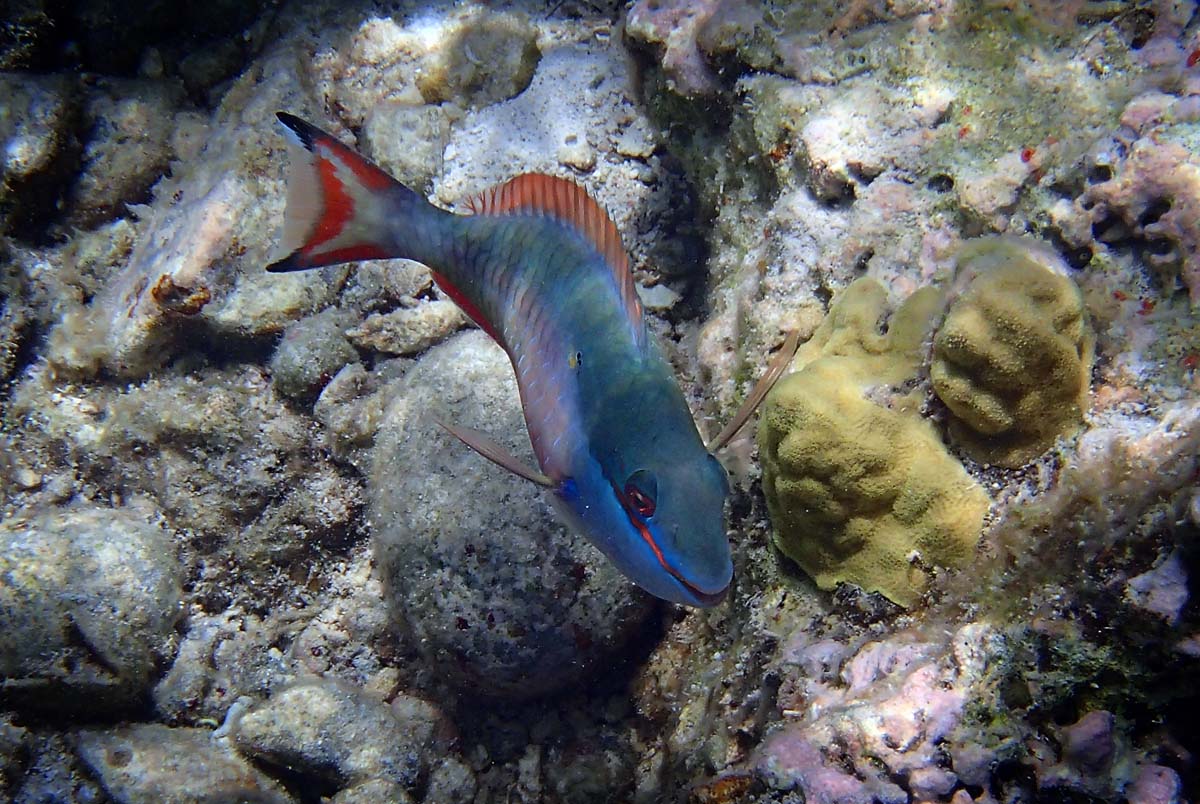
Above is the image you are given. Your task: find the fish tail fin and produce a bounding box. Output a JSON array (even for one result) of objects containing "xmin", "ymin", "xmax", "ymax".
[{"xmin": 266, "ymin": 112, "xmax": 433, "ymax": 273}]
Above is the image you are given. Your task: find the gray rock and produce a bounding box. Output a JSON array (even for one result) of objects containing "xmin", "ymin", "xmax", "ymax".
[
  {"xmin": 75, "ymin": 724, "xmax": 294, "ymax": 804},
  {"xmin": 345, "ymin": 299, "xmax": 466, "ymax": 356},
  {"xmin": 269, "ymin": 307, "xmax": 359, "ymax": 401},
  {"xmin": 370, "ymin": 331, "xmax": 654, "ymax": 700},
  {"xmin": 0, "ymin": 252, "xmax": 27, "ymax": 383},
  {"xmin": 313, "ymin": 362, "xmax": 388, "ymax": 470},
  {"xmin": 231, "ymin": 680, "xmax": 451, "ymax": 791},
  {"xmin": 152, "ymin": 611, "xmax": 294, "ymax": 727},
  {"xmin": 363, "ymin": 103, "xmax": 455, "ymax": 194},
  {"xmin": 0, "ymin": 714, "xmax": 29, "ymax": 798},
  {"xmin": 0, "ymin": 73, "xmax": 79, "ymax": 237},
  {"xmin": 1125, "ymin": 551, "xmax": 1189, "ymax": 626},
  {"xmin": 67, "ymin": 78, "xmax": 185, "ymax": 228},
  {"xmin": 336, "ymin": 259, "xmax": 433, "ymax": 316},
  {"xmin": 425, "ymin": 756, "xmax": 477, "ymax": 804},
  {"xmin": 331, "ymin": 779, "xmax": 414, "ymax": 804},
  {"xmin": 0, "ymin": 504, "xmax": 182, "ymax": 711},
  {"xmin": 10, "ymin": 732, "xmax": 105, "ymax": 804}
]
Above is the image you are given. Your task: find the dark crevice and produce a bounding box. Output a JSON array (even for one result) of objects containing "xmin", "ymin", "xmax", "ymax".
[
  {"xmin": 1043, "ymin": 227, "xmax": 1093, "ymax": 270},
  {"xmin": 1086, "ymin": 164, "xmax": 1113, "ymax": 185},
  {"xmin": 1137, "ymin": 197, "xmax": 1171, "ymax": 228},
  {"xmin": 928, "ymin": 173, "xmax": 955, "ymax": 193}
]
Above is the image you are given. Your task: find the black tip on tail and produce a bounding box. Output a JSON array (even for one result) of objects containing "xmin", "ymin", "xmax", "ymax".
[
  {"xmin": 276, "ymin": 112, "xmax": 320, "ymax": 151},
  {"xmin": 264, "ymin": 253, "xmax": 306, "ymax": 273}
]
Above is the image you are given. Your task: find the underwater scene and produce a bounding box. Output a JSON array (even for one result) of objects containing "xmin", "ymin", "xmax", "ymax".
[{"xmin": 1, "ymin": 0, "xmax": 1198, "ymax": 802}]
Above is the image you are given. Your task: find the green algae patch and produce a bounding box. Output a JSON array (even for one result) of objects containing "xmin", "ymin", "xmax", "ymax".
[
  {"xmin": 932, "ymin": 236, "xmax": 1093, "ymax": 468},
  {"xmin": 759, "ymin": 279, "xmax": 989, "ymax": 607}
]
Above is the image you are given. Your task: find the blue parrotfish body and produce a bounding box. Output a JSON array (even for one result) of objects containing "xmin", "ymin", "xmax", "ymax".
[{"xmin": 267, "ymin": 113, "xmax": 736, "ymax": 606}]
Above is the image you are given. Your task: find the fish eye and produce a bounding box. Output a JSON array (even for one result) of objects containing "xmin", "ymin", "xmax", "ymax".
[{"xmin": 623, "ymin": 469, "xmax": 657, "ymax": 519}]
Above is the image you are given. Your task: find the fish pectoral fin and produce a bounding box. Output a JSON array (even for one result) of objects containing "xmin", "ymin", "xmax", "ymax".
[
  {"xmin": 707, "ymin": 329, "xmax": 802, "ymax": 453},
  {"xmin": 434, "ymin": 417, "xmax": 555, "ymax": 488}
]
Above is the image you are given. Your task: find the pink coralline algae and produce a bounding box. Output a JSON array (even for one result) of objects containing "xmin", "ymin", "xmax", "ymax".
[
  {"xmin": 759, "ymin": 625, "xmax": 1001, "ymax": 803},
  {"xmin": 1125, "ymin": 550, "xmax": 1189, "ymax": 626},
  {"xmin": 1037, "ymin": 710, "xmax": 1135, "ymax": 799},
  {"xmin": 1067, "ymin": 111, "xmax": 1200, "ymax": 305},
  {"xmin": 625, "ymin": 0, "xmax": 721, "ymax": 96},
  {"xmin": 1127, "ymin": 763, "xmax": 1184, "ymax": 804}
]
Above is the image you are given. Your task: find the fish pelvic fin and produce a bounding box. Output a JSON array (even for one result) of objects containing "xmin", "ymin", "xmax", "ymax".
[
  {"xmin": 434, "ymin": 416, "xmax": 555, "ymax": 488},
  {"xmin": 707, "ymin": 329, "xmax": 801, "ymax": 453},
  {"xmin": 266, "ymin": 112, "xmax": 417, "ymax": 273},
  {"xmin": 466, "ymin": 173, "xmax": 644, "ymax": 346}
]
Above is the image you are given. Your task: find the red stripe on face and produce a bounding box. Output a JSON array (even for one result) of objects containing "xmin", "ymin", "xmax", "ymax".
[
  {"xmin": 630, "ymin": 514, "xmax": 664, "ymax": 565},
  {"xmin": 613, "ymin": 483, "xmax": 728, "ymax": 604}
]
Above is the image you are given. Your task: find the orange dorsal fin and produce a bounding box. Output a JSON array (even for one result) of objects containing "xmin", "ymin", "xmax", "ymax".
[{"xmin": 467, "ymin": 174, "xmax": 644, "ymax": 339}]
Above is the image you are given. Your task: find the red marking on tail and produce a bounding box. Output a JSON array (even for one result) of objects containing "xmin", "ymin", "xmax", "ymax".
[
  {"xmin": 267, "ymin": 114, "xmax": 399, "ymax": 273},
  {"xmin": 311, "ymin": 156, "xmax": 354, "ymax": 249}
]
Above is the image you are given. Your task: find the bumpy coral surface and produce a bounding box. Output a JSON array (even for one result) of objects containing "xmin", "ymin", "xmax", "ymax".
[
  {"xmin": 759, "ymin": 279, "xmax": 989, "ymax": 606},
  {"xmin": 932, "ymin": 236, "xmax": 1094, "ymax": 467}
]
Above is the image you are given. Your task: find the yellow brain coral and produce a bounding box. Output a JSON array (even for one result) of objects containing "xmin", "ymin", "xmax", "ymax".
[
  {"xmin": 931, "ymin": 237, "xmax": 1093, "ymax": 468},
  {"xmin": 759, "ymin": 279, "xmax": 990, "ymax": 607}
]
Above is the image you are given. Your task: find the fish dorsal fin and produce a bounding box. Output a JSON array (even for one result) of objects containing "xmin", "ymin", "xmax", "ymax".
[{"xmin": 467, "ymin": 174, "xmax": 644, "ymax": 337}]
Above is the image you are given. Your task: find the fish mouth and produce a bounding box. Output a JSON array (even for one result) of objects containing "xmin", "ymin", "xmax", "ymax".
[
  {"xmin": 678, "ymin": 575, "xmax": 729, "ymax": 607},
  {"xmin": 665, "ymin": 562, "xmax": 730, "ymax": 607}
]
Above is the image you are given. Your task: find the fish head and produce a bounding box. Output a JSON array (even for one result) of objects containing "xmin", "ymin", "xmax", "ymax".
[{"xmin": 554, "ymin": 435, "xmax": 733, "ymax": 607}]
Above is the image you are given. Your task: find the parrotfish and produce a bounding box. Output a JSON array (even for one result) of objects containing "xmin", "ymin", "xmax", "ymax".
[{"xmin": 267, "ymin": 113, "xmax": 795, "ymax": 607}]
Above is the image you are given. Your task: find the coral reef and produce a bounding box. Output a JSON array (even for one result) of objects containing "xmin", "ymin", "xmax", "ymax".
[
  {"xmin": 759, "ymin": 279, "xmax": 989, "ymax": 606},
  {"xmin": 759, "ymin": 624, "xmax": 1003, "ymax": 804},
  {"xmin": 931, "ymin": 236, "xmax": 1094, "ymax": 467},
  {"xmin": 1, "ymin": 0, "xmax": 1198, "ymax": 802}
]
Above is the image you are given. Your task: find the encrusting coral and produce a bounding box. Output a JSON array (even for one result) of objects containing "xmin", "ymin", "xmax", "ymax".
[
  {"xmin": 931, "ymin": 236, "xmax": 1094, "ymax": 468},
  {"xmin": 759, "ymin": 279, "xmax": 989, "ymax": 607}
]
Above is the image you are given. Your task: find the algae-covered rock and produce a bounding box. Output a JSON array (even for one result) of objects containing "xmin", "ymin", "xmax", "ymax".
[
  {"xmin": 371, "ymin": 331, "xmax": 655, "ymax": 699},
  {"xmin": 268, "ymin": 307, "xmax": 358, "ymax": 401},
  {"xmin": 0, "ymin": 504, "xmax": 182, "ymax": 710},
  {"xmin": 0, "ymin": 72, "xmax": 79, "ymax": 237},
  {"xmin": 0, "ymin": 252, "xmax": 27, "ymax": 384},
  {"xmin": 931, "ymin": 236, "xmax": 1093, "ymax": 468},
  {"xmin": 362, "ymin": 103, "xmax": 454, "ymax": 194},
  {"xmin": 415, "ymin": 10, "xmax": 540, "ymax": 107},
  {"xmin": 344, "ymin": 299, "xmax": 466, "ymax": 357},
  {"xmin": 232, "ymin": 681, "xmax": 451, "ymax": 794},
  {"xmin": 75, "ymin": 724, "xmax": 294, "ymax": 804},
  {"xmin": 759, "ymin": 279, "xmax": 989, "ymax": 607},
  {"xmin": 67, "ymin": 77, "xmax": 185, "ymax": 228}
]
